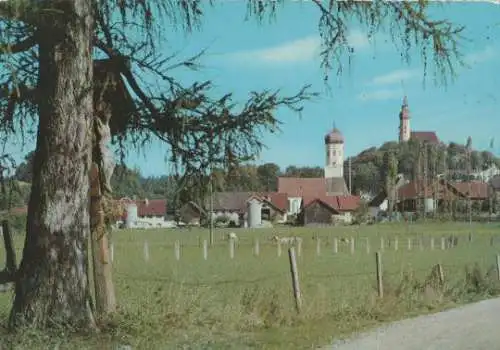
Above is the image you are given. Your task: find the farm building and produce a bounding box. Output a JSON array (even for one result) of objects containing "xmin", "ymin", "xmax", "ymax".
[
  {"xmin": 205, "ymin": 191, "xmax": 288, "ymax": 227},
  {"xmin": 118, "ymin": 198, "xmax": 170, "ymax": 229},
  {"xmin": 178, "ymin": 201, "xmax": 205, "ymax": 226},
  {"xmin": 300, "ymin": 195, "xmax": 360, "ymax": 226},
  {"xmin": 370, "ymin": 179, "xmax": 489, "ymax": 215},
  {"xmin": 368, "ymin": 174, "xmax": 408, "ymax": 217},
  {"xmin": 277, "ymin": 177, "xmax": 350, "ymax": 216}
]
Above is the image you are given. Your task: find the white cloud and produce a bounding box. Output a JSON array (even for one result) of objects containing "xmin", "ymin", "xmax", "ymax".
[
  {"xmin": 224, "ymin": 30, "xmax": 370, "ymax": 65},
  {"xmin": 369, "ymin": 68, "xmax": 421, "ymax": 86},
  {"xmin": 226, "ymin": 36, "xmax": 321, "ymax": 65},
  {"xmin": 347, "ymin": 29, "xmax": 370, "ymax": 51},
  {"xmin": 357, "ymin": 89, "xmax": 401, "ymax": 102},
  {"xmin": 464, "ymin": 46, "xmax": 497, "ymax": 65}
]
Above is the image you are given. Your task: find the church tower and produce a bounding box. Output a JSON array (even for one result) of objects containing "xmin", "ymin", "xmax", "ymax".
[
  {"xmin": 324, "ymin": 127, "xmax": 344, "ymax": 179},
  {"xmin": 399, "ymin": 96, "xmax": 411, "ymax": 142}
]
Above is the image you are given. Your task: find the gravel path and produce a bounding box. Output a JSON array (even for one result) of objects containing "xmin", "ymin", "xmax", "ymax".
[{"xmin": 322, "ymin": 298, "xmax": 500, "ymax": 350}]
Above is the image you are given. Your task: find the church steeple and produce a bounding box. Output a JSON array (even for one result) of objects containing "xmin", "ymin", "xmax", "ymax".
[{"xmin": 399, "ymin": 96, "xmax": 411, "ymax": 142}]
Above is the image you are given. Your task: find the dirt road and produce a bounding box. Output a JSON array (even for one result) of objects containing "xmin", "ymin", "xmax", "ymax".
[{"xmin": 322, "ymin": 298, "xmax": 500, "ymax": 350}]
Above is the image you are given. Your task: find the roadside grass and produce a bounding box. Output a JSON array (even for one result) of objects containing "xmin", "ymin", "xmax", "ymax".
[{"xmin": 1, "ymin": 221, "xmax": 500, "ymax": 349}]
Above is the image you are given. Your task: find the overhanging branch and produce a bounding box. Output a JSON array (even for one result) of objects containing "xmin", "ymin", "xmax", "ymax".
[{"xmin": 0, "ymin": 35, "xmax": 37, "ymax": 55}]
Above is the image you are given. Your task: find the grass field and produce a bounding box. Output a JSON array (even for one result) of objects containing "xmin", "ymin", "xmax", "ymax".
[{"xmin": 2, "ymin": 221, "xmax": 500, "ymax": 349}]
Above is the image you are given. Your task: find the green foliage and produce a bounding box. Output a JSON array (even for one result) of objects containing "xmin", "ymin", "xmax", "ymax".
[{"xmin": 349, "ymin": 141, "xmax": 500, "ymax": 195}]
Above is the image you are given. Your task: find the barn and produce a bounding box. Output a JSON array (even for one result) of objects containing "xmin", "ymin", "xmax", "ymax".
[{"xmin": 300, "ymin": 195, "xmax": 360, "ymax": 226}]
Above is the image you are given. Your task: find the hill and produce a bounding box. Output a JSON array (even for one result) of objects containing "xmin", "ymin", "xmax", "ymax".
[{"xmin": 345, "ymin": 139, "xmax": 500, "ymax": 196}]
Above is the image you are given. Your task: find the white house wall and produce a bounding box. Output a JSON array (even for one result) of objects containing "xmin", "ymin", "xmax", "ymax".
[{"xmin": 288, "ymin": 197, "xmax": 302, "ymax": 215}]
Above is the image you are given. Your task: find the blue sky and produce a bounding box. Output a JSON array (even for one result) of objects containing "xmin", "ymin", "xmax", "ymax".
[{"xmin": 7, "ymin": 2, "xmax": 500, "ymax": 177}]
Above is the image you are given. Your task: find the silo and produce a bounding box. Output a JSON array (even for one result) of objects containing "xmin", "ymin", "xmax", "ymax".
[
  {"xmin": 247, "ymin": 198, "xmax": 262, "ymax": 228},
  {"xmin": 423, "ymin": 198, "xmax": 435, "ymax": 213},
  {"xmin": 126, "ymin": 202, "xmax": 138, "ymax": 228}
]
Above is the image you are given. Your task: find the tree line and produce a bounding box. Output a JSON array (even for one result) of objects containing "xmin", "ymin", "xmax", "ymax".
[{"xmin": 6, "ymin": 139, "xmax": 499, "ymax": 212}]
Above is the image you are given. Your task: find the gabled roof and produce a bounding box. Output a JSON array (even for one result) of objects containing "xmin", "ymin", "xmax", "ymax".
[
  {"xmin": 259, "ymin": 192, "xmax": 288, "ymax": 213},
  {"xmin": 302, "ymin": 195, "xmax": 360, "ymax": 212},
  {"xmin": 209, "ymin": 192, "xmax": 255, "ymax": 212},
  {"xmin": 136, "ymin": 199, "xmax": 166, "ymax": 216},
  {"xmin": 410, "ymin": 131, "xmax": 440, "ymax": 144},
  {"xmin": 120, "ymin": 198, "xmax": 167, "ymax": 217},
  {"xmin": 207, "ymin": 191, "xmax": 288, "ymax": 213},
  {"xmin": 369, "ymin": 190, "xmax": 387, "ymax": 207},
  {"xmin": 277, "ymin": 177, "xmax": 349, "ymax": 197},
  {"xmin": 449, "ymin": 181, "xmax": 488, "ymax": 200}
]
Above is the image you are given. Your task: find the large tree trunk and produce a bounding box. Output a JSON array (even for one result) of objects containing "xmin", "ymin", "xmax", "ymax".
[
  {"xmin": 9, "ymin": 0, "xmax": 96, "ymax": 330},
  {"xmin": 89, "ymin": 163, "xmax": 116, "ymax": 316}
]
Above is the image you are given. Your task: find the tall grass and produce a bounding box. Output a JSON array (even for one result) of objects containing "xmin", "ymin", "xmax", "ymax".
[{"xmin": 1, "ymin": 222, "xmax": 500, "ymax": 349}]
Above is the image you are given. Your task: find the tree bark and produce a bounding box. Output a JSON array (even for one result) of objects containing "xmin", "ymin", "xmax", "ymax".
[
  {"xmin": 89, "ymin": 163, "xmax": 116, "ymax": 316},
  {"xmin": 9, "ymin": 0, "xmax": 96, "ymax": 330}
]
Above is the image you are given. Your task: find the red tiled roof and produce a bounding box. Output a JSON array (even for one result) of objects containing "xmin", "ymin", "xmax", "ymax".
[
  {"xmin": 277, "ymin": 177, "xmax": 328, "ymax": 197},
  {"xmin": 121, "ymin": 198, "xmax": 166, "ymax": 217},
  {"xmin": 450, "ymin": 181, "xmax": 488, "ymax": 199},
  {"xmin": 410, "ymin": 131, "xmax": 439, "ymax": 144},
  {"xmin": 207, "ymin": 192, "xmax": 288, "ymax": 213},
  {"xmin": 302, "ymin": 195, "xmax": 360, "ymax": 212},
  {"xmin": 259, "ymin": 192, "xmax": 288, "ymax": 213},
  {"xmin": 398, "ymin": 181, "xmax": 434, "ymax": 199}
]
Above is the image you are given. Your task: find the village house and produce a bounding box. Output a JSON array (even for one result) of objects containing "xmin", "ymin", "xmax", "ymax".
[
  {"xmin": 369, "ymin": 178, "xmax": 489, "ymax": 216},
  {"xmin": 118, "ymin": 198, "xmax": 169, "ymax": 228},
  {"xmin": 277, "ymin": 126, "xmax": 357, "ymax": 219},
  {"xmin": 300, "ymin": 195, "xmax": 360, "ymax": 226},
  {"xmin": 203, "ymin": 191, "xmax": 288, "ymax": 227}
]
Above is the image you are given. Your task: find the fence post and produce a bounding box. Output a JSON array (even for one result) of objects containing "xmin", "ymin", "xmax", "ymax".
[
  {"xmin": 229, "ymin": 239, "xmax": 235, "ymax": 259},
  {"xmin": 437, "ymin": 263, "xmax": 444, "ymax": 285},
  {"xmin": 366, "ymin": 237, "xmax": 370, "ymax": 254},
  {"xmin": 203, "ymin": 240, "xmax": 208, "ymax": 260},
  {"xmin": 110, "ymin": 243, "xmax": 114, "ymax": 263},
  {"xmin": 380, "ymin": 237, "xmax": 384, "ymax": 251},
  {"xmin": 254, "ymin": 238, "xmax": 260, "ymax": 256},
  {"xmin": 496, "ymin": 254, "xmax": 500, "ymax": 281},
  {"xmin": 277, "ymin": 241, "xmax": 282, "ymax": 257},
  {"xmin": 288, "ymin": 247, "xmax": 302, "ymax": 314},
  {"xmin": 407, "ymin": 238, "xmax": 411, "ymax": 251},
  {"xmin": 430, "ymin": 237, "xmax": 435, "ymax": 250},
  {"xmin": 333, "ymin": 237, "xmax": 338, "ymax": 254},
  {"xmin": 143, "ymin": 241, "xmax": 150, "ymax": 262},
  {"xmin": 375, "ymin": 251, "xmax": 383, "ymax": 298},
  {"xmin": 350, "ymin": 237, "xmax": 355, "ymax": 254},
  {"xmin": 394, "ymin": 237, "xmax": 399, "ymax": 251},
  {"xmin": 316, "ymin": 238, "xmax": 321, "ymax": 256},
  {"xmin": 174, "ymin": 240, "xmax": 180, "ymax": 261},
  {"xmin": 440, "ymin": 237, "xmax": 446, "ymax": 250}
]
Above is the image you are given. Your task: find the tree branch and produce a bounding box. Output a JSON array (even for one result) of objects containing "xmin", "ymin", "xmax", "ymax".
[{"xmin": 0, "ymin": 35, "xmax": 37, "ymax": 55}]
